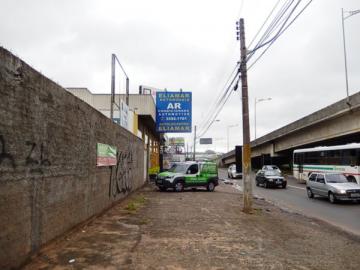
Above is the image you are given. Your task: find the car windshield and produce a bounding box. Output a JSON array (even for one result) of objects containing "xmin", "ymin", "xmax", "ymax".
[
  {"xmin": 326, "ymin": 174, "xmax": 348, "ymax": 183},
  {"xmin": 168, "ymin": 163, "xmax": 189, "ymax": 173},
  {"xmin": 265, "ymin": 170, "xmax": 281, "ymax": 176},
  {"xmin": 264, "ymin": 165, "xmax": 278, "ymax": 170}
]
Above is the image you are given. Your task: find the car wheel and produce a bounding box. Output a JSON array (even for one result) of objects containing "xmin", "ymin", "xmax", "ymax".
[
  {"xmin": 159, "ymin": 187, "xmax": 167, "ymax": 192},
  {"xmin": 256, "ymin": 180, "xmax": 259, "ymax": 186},
  {"xmin": 207, "ymin": 182, "xmax": 215, "ymax": 192},
  {"xmin": 264, "ymin": 181, "xmax": 269, "ymax": 189},
  {"xmin": 328, "ymin": 192, "xmax": 336, "ymax": 204},
  {"xmin": 174, "ymin": 181, "xmax": 184, "ymax": 192},
  {"xmin": 282, "ymin": 183, "xmax": 287, "ymax": 189},
  {"xmin": 307, "ymin": 188, "xmax": 314, "ymax": 198}
]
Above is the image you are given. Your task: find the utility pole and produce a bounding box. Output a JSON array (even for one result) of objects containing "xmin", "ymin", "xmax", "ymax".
[
  {"xmin": 126, "ymin": 77, "xmax": 129, "ymax": 106},
  {"xmin": 238, "ymin": 18, "xmax": 252, "ymax": 213},
  {"xmin": 110, "ymin": 54, "xmax": 115, "ymax": 121},
  {"xmin": 193, "ymin": 125, "xmax": 197, "ymax": 161}
]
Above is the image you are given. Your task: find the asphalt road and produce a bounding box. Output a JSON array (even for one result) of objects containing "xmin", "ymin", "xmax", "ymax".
[{"xmin": 219, "ymin": 169, "xmax": 360, "ymax": 236}]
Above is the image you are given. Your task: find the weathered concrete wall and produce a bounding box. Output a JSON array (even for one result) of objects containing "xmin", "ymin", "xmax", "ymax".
[{"xmin": 0, "ymin": 47, "xmax": 145, "ymax": 269}]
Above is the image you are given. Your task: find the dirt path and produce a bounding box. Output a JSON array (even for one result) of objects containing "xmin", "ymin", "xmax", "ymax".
[{"xmin": 23, "ymin": 182, "xmax": 360, "ymax": 270}]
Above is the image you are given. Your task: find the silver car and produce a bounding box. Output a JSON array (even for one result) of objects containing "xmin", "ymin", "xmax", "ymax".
[
  {"xmin": 306, "ymin": 173, "xmax": 360, "ymax": 203},
  {"xmin": 227, "ymin": 164, "xmax": 242, "ymax": 179}
]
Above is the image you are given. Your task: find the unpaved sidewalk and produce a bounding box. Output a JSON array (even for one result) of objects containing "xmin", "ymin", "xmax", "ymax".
[{"xmin": 23, "ymin": 183, "xmax": 360, "ymax": 270}]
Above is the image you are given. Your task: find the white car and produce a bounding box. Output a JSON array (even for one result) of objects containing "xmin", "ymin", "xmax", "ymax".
[{"xmin": 227, "ymin": 164, "xmax": 242, "ymax": 179}]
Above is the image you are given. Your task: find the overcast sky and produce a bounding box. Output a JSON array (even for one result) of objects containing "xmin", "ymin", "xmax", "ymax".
[{"xmin": 1, "ymin": 0, "xmax": 359, "ymax": 153}]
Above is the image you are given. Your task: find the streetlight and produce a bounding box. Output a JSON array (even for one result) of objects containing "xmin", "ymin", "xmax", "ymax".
[
  {"xmin": 254, "ymin": 97, "xmax": 272, "ymax": 139},
  {"xmin": 341, "ymin": 8, "xmax": 360, "ymax": 105},
  {"xmin": 227, "ymin": 124, "xmax": 239, "ymax": 152}
]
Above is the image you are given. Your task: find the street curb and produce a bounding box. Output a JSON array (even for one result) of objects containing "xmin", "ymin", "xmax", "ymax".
[{"xmin": 252, "ymin": 193, "xmax": 360, "ymax": 240}]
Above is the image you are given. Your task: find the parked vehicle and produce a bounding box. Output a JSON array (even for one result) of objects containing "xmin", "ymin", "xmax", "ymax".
[
  {"xmin": 293, "ymin": 143, "xmax": 360, "ymax": 184},
  {"xmin": 227, "ymin": 164, "xmax": 242, "ymax": 179},
  {"xmin": 306, "ymin": 172, "xmax": 360, "ymax": 203},
  {"xmin": 155, "ymin": 161, "xmax": 219, "ymax": 192},
  {"xmin": 262, "ymin": 165, "xmax": 281, "ymax": 173},
  {"xmin": 255, "ymin": 169, "xmax": 287, "ymax": 188}
]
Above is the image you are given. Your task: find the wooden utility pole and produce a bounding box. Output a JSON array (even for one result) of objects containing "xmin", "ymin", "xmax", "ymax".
[{"xmin": 238, "ymin": 18, "xmax": 252, "ymax": 213}]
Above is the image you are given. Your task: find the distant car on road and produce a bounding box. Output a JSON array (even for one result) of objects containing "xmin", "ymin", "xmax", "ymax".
[
  {"xmin": 262, "ymin": 165, "xmax": 281, "ymax": 173},
  {"xmin": 306, "ymin": 172, "xmax": 360, "ymax": 203},
  {"xmin": 255, "ymin": 169, "xmax": 287, "ymax": 188},
  {"xmin": 227, "ymin": 164, "xmax": 242, "ymax": 179}
]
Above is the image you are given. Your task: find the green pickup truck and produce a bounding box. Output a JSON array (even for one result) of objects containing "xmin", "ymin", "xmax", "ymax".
[{"xmin": 155, "ymin": 161, "xmax": 219, "ymax": 192}]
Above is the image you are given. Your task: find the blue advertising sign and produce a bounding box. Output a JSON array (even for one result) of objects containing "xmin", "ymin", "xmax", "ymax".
[{"xmin": 156, "ymin": 92, "xmax": 192, "ymax": 133}]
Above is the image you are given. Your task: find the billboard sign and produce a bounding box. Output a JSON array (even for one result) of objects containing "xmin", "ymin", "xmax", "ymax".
[
  {"xmin": 169, "ymin": 137, "xmax": 185, "ymax": 146},
  {"xmin": 156, "ymin": 92, "xmax": 192, "ymax": 133},
  {"xmin": 200, "ymin": 138, "xmax": 213, "ymax": 145},
  {"xmin": 140, "ymin": 85, "xmax": 159, "ymax": 104},
  {"xmin": 120, "ymin": 100, "xmax": 129, "ymax": 129},
  {"xmin": 96, "ymin": 143, "xmax": 117, "ymax": 166}
]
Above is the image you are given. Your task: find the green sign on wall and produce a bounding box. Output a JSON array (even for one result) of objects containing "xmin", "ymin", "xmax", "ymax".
[{"xmin": 96, "ymin": 143, "xmax": 117, "ymax": 166}]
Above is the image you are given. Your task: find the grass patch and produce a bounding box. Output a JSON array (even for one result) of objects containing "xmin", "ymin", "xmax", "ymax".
[
  {"xmin": 125, "ymin": 195, "xmax": 146, "ymax": 213},
  {"xmin": 251, "ymin": 208, "xmax": 263, "ymax": 215}
]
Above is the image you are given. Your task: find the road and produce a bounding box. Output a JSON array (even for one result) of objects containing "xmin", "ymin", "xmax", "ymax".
[{"xmin": 219, "ymin": 169, "xmax": 360, "ymax": 236}]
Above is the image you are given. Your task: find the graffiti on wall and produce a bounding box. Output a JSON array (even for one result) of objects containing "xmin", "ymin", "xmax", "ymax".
[
  {"xmin": 109, "ymin": 146, "xmax": 134, "ymax": 198},
  {"xmin": 0, "ymin": 135, "xmax": 16, "ymax": 169},
  {"xmin": 25, "ymin": 141, "xmax": 51, "ymax": 173},
  {"xmin": 0, "ymin": 134, "xmax": 51, "ymax": 173}
]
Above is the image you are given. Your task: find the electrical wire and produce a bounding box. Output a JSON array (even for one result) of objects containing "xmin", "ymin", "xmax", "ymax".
[
  {"xmin": 196, "ymin": 73, "xmax": 238, "ymax": 138},
  {"xmin": 247, "ymin": 0, "xmax": 296, "ymax": 62},
  {"xmin": 250, "ymin": 0, "xmax": 301, "ymax": 54},
  {"xmin": 197, "ymin": 72, "xmax": 240, "ymax": 138},
  {"xmin": 194, "ymin": 0, "xmax": 313, "ymax": 141},
  {"xmin": 248, "ymin": 0, "xmax": 313, "ymax": 70},
  {"xmin": 248, "ymin": 0, "xmax": 283, "ymax": 48},
  {"xmin": 197, "ymin": 63, "xmax": 239, "ymax": 132}
]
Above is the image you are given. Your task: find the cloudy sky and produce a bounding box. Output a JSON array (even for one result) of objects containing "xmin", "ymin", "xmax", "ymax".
[{"xmin": 1, "ymin": 0, "xmax": 359, "ymax": 153}]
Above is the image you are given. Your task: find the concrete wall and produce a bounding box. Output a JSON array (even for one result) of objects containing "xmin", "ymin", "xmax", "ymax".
[{"xmin": 0, "ymin": 47, "xmax": 145, "ymax": 269}]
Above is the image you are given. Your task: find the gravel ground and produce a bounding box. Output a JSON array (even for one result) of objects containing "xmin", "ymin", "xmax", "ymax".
[{"xmin": 23, "ymin": 182, "xmax": 360, "ymax": 270}]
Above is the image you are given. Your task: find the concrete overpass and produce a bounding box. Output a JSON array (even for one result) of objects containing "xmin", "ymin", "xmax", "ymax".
[{"xmin": 220, "ymin": 91, "xmax": 360, "ymax": 168}]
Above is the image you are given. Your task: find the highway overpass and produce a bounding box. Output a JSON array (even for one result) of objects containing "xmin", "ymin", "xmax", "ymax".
[{"xmin": 220, "ymin": 91, "xmax": 360, "ymax": 168}]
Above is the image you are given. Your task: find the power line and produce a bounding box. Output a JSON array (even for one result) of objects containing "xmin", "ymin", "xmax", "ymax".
[
  {"xmin": 195, "ymin": 0, "xmax": 313, "ymax": 142},
  {"xmin": 197, "ymin": 63, "xmax": 239, "ymax": 132},
  {"xmin": 248, "ymin": 0, "xmax": 283, "ymax": 48},
  {"xmin": 247, "ymin": 0, "xmax": 296, "ymax": 62},
  {"xmin": 251, "ymin": 0, "xmax": 301, "ymax": 53},
  {"xmin": 197, "ymin": 73, "xmax": 238, "ymax": 138},
  {"xmin": 248, "ymin": 0, "xmax": 313, "ymax": 70},
  {"xmin": 196, "ymin": 1, "xmax": 295, "ymax": 138},
  {"xmin": 197, "ymin": 72, "xmax": 240, "ymax": 138}
]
